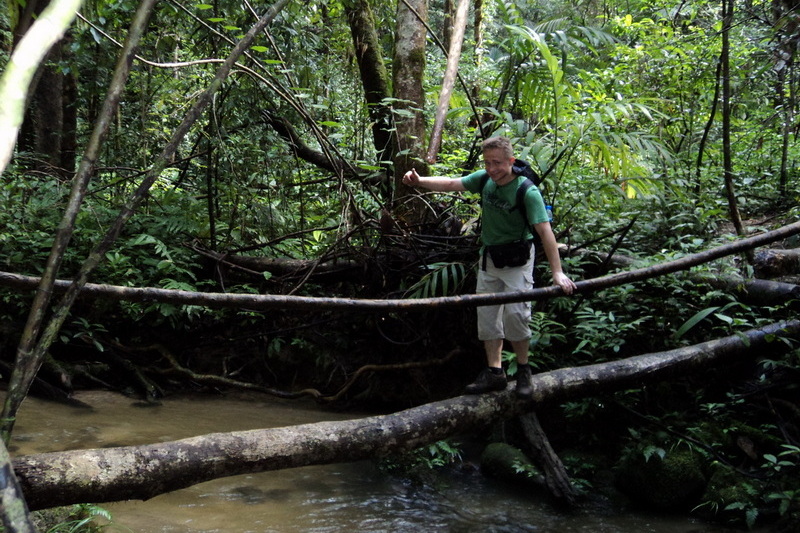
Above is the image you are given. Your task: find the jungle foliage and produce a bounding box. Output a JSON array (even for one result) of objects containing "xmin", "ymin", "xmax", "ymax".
[{"xmin": 1, "ymin": 0, "xmax": 800, "ymax": 530}]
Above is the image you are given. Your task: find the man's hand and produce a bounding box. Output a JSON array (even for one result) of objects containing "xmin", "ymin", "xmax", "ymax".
[
  {"xmin": 553, "ymin": 272, "xmax": 576, "ymax": 295},
  {"xmin": 402, "ymin": 168, "xmax": 420, "ymax": 187}
]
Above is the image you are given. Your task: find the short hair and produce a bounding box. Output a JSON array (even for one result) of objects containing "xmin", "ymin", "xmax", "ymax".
[{"xmin": 481, "ymin": 136, "xmax": 514, "ymax": 158}]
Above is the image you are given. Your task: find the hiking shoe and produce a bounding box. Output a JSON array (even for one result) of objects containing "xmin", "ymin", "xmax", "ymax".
[
  {"xmin": 464, "ymin": 368, "xmax": 507, "ymax": 394},
  {"xmin": 515, "ymin": 364, "xmax": 533, "ymax": 398}
]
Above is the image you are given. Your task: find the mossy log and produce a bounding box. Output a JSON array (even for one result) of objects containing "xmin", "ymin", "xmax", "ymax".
[{"xmin": 753, "ymin": 248, "xmax": 800, "ymax": 279}]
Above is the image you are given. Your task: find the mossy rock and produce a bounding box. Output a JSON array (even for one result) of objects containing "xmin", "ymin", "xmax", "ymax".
[
  {"xmin": 480, "ymin": 442, "xmax": 544, "ymax": 488},
  {"xmin": 698, "ymin": 462, "xmax": 771, "ymax": 527},
  {"xmin": 702, "ymin": 462, "xmax": 758, "ymax": 507},
  {"xmin": 615, "ymin": 447, "xmax": 708, "ymax": 511}
]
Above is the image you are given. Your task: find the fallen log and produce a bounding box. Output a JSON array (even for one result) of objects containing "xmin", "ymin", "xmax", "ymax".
[
  {"xmin": 1, "ymin": 219, "xmax": 799, "ymax": 312},
  {"xmin": 520, "ymin": 411, "xmax": 577, "ymax": 506},
  {"xmin": 569, "ymin": 247, "xmax": 800, "ymax": 306},
  {"xmin": 12, "ymin": 319, "xmax": 800, "ymax": 511},
  {"xmin": 753, "ymin": 248, "xmax": 800, "ymax": 278},
  {"xmin": 193, "ymin": 245, "xmax": 362, "ymax": 280}
]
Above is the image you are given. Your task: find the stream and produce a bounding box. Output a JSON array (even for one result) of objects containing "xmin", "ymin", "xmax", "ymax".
[{"xmin": 7, "ymin": 390, "xmax": 749, "ymax": 532}]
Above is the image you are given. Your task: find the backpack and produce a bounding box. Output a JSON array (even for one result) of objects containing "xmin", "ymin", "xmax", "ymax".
[
  {"xmin": 512, "ymin": 158, "xmax": 542, "ymax": 187},
  {"xmin": 477, "ymin": 158, "xmax": 541, "ymax": 242}
]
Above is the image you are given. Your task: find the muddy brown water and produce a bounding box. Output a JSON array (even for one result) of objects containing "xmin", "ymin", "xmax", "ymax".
[{"xmin": 7, "ymin": 390, "xmax": 751, "ymax": 532}]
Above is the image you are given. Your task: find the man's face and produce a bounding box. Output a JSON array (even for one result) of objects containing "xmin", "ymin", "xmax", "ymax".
[{"xmin": 482, "ymin": 148, "xmax": 515, "ymax": 184}]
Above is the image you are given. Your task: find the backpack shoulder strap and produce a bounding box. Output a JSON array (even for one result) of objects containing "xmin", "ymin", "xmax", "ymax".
[
  {"xmin": 481, "ymin": 174, "xmax": 534, "ymax": 222},
  {"xmin": 478, "ymin": 172, "xmax": 490, "ymax": 205},
  {"xmin": 513, "ymin": 178, "xmax": 535, "ymax": 215},
  {"xmin": 479, "ymin": 172, "xmax": 490, "ymax": 193},
  {"xmin": 515, "ymin": 178, "xmax": 537, "ymax": 238}
]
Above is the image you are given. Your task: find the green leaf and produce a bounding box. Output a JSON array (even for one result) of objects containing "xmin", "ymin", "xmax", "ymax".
[
  {"xmin": 675, "ymin": 306, "xmax": 720, "ymax": 338},
  {"xmin": 745, "ymin": 508, "xmax": 758, "ymax": 529},
  {"xmin": 129, "ymin": 233, "xmax": 158, "ymax": 246}
]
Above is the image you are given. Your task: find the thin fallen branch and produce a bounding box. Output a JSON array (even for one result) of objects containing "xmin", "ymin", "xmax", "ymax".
[
  {"xmin": 570, "ymin": 246, "xmax": 800, "ymax": 306},
  {"xmin": 1, "ymin": 220, "xmax": 799, "ymax": 312}
]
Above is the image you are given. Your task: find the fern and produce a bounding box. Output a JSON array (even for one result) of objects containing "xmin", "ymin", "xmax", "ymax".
[{"xmin": 406, "ymin": 262, "xmax": 467, "ymax": 299}]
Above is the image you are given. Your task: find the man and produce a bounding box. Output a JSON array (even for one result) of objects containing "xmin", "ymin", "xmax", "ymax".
[{"xmin": 402, "ymin": 136, "xmax": 576, "ymax": 397}]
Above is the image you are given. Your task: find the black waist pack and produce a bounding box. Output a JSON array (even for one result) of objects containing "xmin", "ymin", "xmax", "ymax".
[{"xmin": 485, "ymin": 240, "xmax": 532, "ymax": 269}]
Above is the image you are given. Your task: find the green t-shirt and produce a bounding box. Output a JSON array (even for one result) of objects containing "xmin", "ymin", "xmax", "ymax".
[{"xmin": 461, "ymin": 169, "xmax": 548, "ymax": 246}]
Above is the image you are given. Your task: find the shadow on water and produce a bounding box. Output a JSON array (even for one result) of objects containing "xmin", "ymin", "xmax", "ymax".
[{"xmin": 6, "ymin": 390, "xmax": 752, "ymax": 533}]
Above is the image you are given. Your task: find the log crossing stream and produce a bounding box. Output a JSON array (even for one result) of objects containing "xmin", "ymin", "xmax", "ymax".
[{"xmin": 7, "ymin": 390, "xmax": 752, "ymax": 532}]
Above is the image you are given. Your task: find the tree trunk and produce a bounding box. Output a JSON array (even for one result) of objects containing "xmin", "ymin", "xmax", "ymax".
[
  {"xmin": 0, "ymin": 0, "xmax": 82, "ymax": 174},
  {"xmin": 392, "ymin": 0, "xmax": 431, "ymax": 223},
  {"xmin": 11, "ymin": 319, "xmax": 800, "ymax": 511},
  {"xmin": 721, "ymin": 0, "xmax": 746, "ymax": 237},
  {"xmin": 11, "ymin": 0, "xmax": 78, "ymax": 179},
  {"xmin": 694, "ymin": 59, "xmax": 721, "ymax": 194},
  {"xmin": 425, "ymin": 0, "xmax": 470, "ymax": 164},
  {"xmin": 60, "ymin": 46, "xmax": 78, "ymax": 175},
  {"xmin": 28, "ymin": 46, "xmax": 65, "ymax": 171},
  {"xmin": 772, "ymin": 0, "xmax": 799, "ymax": 197},
  {"xmin": 1, "ymin": 441, "xmax": 36, "ymax": 533},
  {"xmin": 345, "ymin": 0, "xmax": 396, "ymax": 167}
]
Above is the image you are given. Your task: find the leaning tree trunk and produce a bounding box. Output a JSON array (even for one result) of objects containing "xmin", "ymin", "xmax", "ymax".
[
  {"xmin": 0, "ymin": 0, "xmax": 292, "ymax": 443},
  {"xmin": 0, "ymin": 0, "xmax": 82, "ymax": 174},
  {"xmin": 425, "ymin": 0, "xmax": 470, "ymax": 163},
  {"xmin": 1, "ymin": 441, "xmax": 36, "ymax": 533},
  {"xmin": 520, "ymin": 411, "xmax": 577, "ymax": 506},
  {"xmin": 0, "ymin": 4, "xmax": 86, "ymax": 526},
  {"xmin": 1, "ymin": 0, "xmax": 159, "ymax": 444},
  {"xmin": 11, "ymin": 319, "xmax": 800, "ymax": 511}
]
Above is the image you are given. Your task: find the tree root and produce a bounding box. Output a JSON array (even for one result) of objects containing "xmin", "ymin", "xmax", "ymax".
[{"xmin": 117, "ymin": 342, "xmax": 460, "ymax": 403}]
